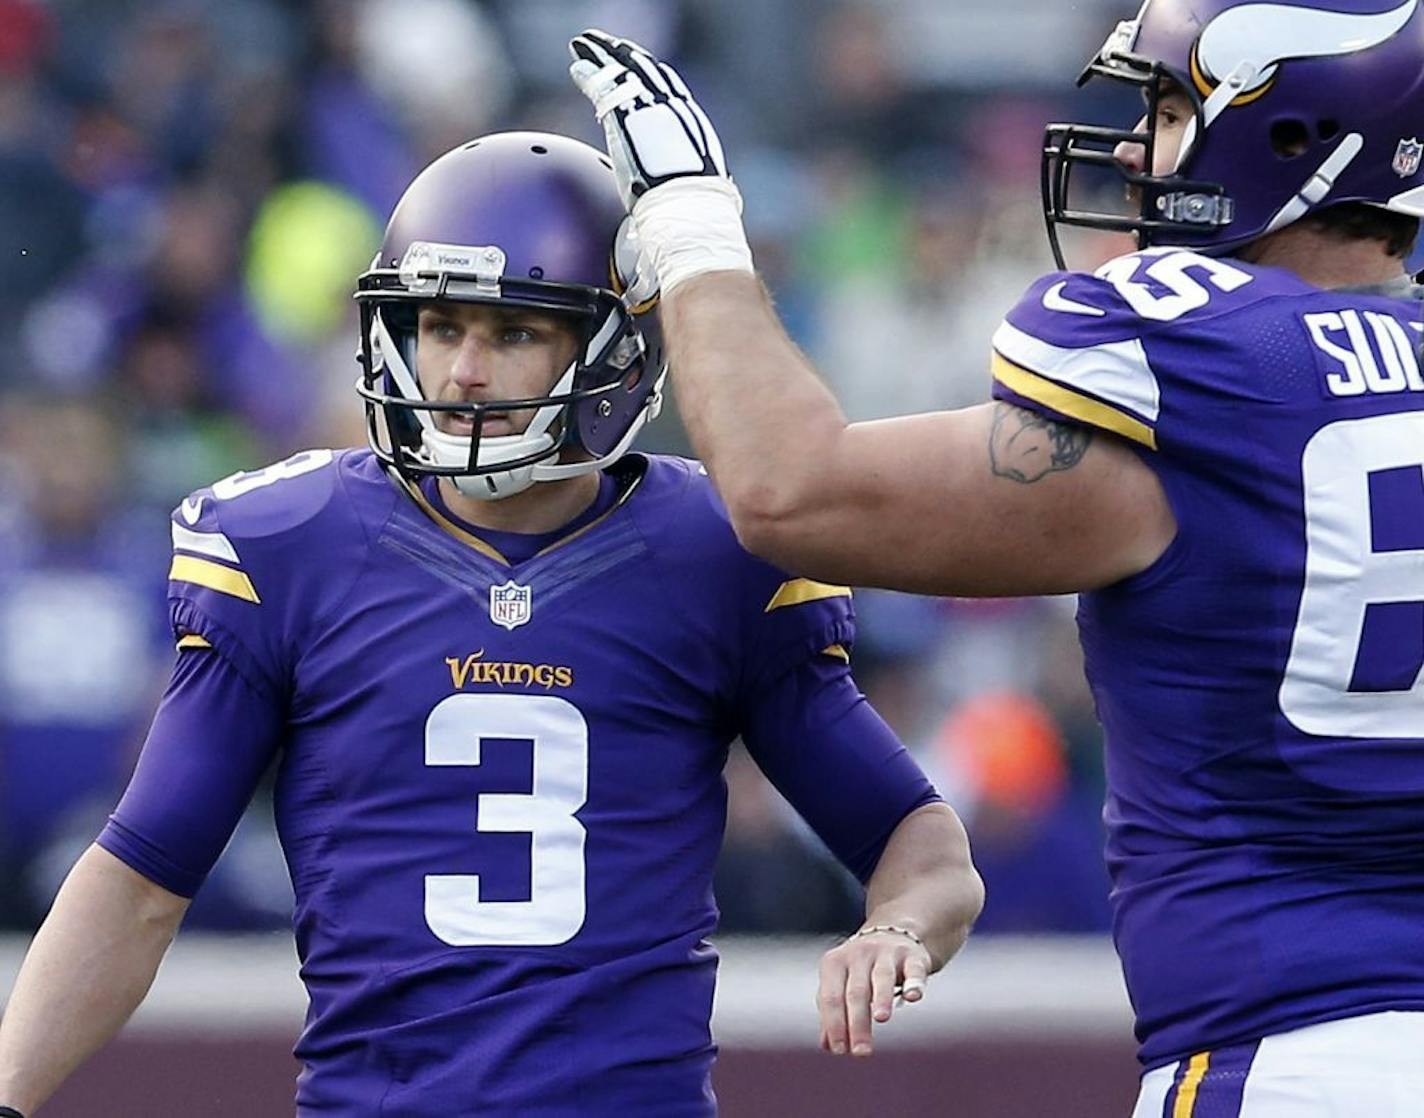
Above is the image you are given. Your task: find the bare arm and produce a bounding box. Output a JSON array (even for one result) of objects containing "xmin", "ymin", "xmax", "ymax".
[
  {"xmin": 816, "ymin": 803, "xmax": 983, "ymax": 1056},
  {"xmin": 665, "ymin": 273, "xmax": 1175, "ymax": 596},
  {"xmin": 862, "ymin": 803, "xmax": 982, "ymax": 970},
  {"xmin": 0, "ymin": 844, "xmax": 190, "ymax": 1114}
]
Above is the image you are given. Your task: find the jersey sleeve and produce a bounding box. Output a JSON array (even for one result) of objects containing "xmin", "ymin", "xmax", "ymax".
[
  {"xmin": 166, "ymin": 449, "xmax": 347, "ymax": 698},
  {"xmin": 737, "ymin": 561, "xmax": 857, "ymax": 695},
  {"xmin": 96, "ymin": 644, "xmax": 284, "ymax": 897},
  {"xmin": 990, "ymin": 250, "xmax": 1284, "ymax": 455},
  {"xmin": 990, "ymin": 267, "xmax": 1164, "ymax": 452},
  {"xmin": 740, "ymin": 654, "xmax": 940, "ymax": 882}
]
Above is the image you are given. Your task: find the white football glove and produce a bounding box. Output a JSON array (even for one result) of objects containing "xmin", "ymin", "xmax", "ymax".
[{"xmin": 569, "ymin": 29, "xmax": 753, "ymax": 295}]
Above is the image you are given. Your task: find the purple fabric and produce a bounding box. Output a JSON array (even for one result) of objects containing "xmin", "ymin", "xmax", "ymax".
[
  {"xmin": 91, "ymin": 450, "xmax": 934, "ymax": 1116},
  {"xmin": 98, "ymin": 647, "xmax": 281, "ymax": 897},
  {"xmin": 1160, "ymin": 1039, "xmax": 1259, "ymax": 1118},
  {"xmin": 995, "ymin": 255, "xmax": 1424, "ymax": 1068},
  {"xmin": 420, "ymin": 470, "xmax": 620, "ymax": 566},
  {"xmin": 1368, "ymin": 465, "xmax": 1424, "ymax": 552},
  {"xmin": 1350, "ymin": 601, "xmax": 1424, "ymax": 692},
  {"xmin": 741, "ymin": 654, "xmax": 938, "ymax": 884}
]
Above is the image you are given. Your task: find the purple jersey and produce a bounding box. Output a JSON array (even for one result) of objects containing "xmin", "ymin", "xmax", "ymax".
[
  {"xmin": 992, "ymin": 248, "xmax": 1424, "ymax": 1068},
  {"xmin": 98, "ymin": 450, "xmax": 935, "ymax": 1116}
]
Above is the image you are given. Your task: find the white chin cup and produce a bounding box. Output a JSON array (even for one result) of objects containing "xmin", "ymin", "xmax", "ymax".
[{"xmin": 419, "ymin": 425, "xmax": 553, "ymax": 501}]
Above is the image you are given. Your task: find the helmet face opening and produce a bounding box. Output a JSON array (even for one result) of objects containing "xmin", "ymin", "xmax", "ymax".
[
  {"xmin": 1043, "ymin": 0, "xmax": 1424, "ymax": 270},
  {"xmin": 1043, "ymin": 44, "xmax": 1234, "ymax": 268},
  {"xmin": 353, "ymin": 132, "xmax": 665, "ymax": 501}
]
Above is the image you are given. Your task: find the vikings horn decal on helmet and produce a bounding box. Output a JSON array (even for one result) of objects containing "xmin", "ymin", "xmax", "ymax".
[
  {"xmin": 355, "ymin": 132, "xmax": 665, "ymax": 500},
  {"xmin": 1042, "ymin": 0, "xmax": 1424, "ymax": 264}
]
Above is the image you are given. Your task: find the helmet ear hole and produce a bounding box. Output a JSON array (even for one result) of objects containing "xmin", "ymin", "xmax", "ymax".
[
  {"xmin": 1270, "ymin": 119, "xmax": 1311, "ymax": 158},
  {"xmin": 1316, "ymin": 119, "xmax": 1340, "ymax": 142}
]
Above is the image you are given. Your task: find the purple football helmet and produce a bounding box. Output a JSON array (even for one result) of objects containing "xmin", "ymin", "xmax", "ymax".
[
  {"xmin": 1043, "ymin": 0, "xmax": 1424, "ymax": 264},
  {"xmin": 355, "ymin": 132, "xmax": 663, "ymax": 500}
]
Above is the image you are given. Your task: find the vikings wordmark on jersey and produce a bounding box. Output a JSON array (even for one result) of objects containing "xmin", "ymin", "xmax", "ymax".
[
  {"xmin": 994, "ymin": 247, "xmax": 1424, "ymax": 1070},
  {"xmin": 97, "ymin": 450, "xmax": 934, "ymax": 1117}
]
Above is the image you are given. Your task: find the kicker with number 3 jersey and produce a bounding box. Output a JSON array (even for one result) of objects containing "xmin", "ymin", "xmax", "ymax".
[
  {"xmin": 992, "ymin": 247, "xmax": 1424, "ymax": 1068},
  {"xmin": 96, "ymin": 450, "xmax": 932, "ymax": 1116}
]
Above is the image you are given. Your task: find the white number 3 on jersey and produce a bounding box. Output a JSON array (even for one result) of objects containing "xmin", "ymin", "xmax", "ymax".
[{"xmin": 424, "ymin": 693, "xmax": 589, "ymax": 947}]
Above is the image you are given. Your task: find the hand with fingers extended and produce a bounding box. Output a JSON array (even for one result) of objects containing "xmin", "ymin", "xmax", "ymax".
[
  {"xmin": 567, "ymin": 29, "xmax": 728, "ymax": 205},
  {"xmin": 816, "ymin": 924, "xmax": 933, "ymax": 1058},
  {"xmin": 568, "ymin": 29, "xmax": 754, "ymax": 295}
]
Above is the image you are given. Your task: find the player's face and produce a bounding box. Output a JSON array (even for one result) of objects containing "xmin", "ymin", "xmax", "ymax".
[
  {"xmin": 1114, "ymin": 84, "xmax": 1194, "ymax": 178},
  {"xmin": 415, "ymin": 302, "xmax": 582, "ymax": 438}
]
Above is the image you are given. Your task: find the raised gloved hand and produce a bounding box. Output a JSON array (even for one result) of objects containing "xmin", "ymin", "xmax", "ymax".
[{"xmin": 569, "ymin": 29, "xmax": 754, "ymax": 295}]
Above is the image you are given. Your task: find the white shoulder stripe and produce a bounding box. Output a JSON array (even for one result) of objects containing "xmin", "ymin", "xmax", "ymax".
[
  {"xmin": 172, "ymin": 521, "xmax": 241, "ymax": 564},
  {"xmin": 992, "ymin": 320, "xmax": 1161, "ymax": 425}
]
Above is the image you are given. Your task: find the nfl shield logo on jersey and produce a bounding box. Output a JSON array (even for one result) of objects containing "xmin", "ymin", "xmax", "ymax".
[
  {"xmin": 489, "ymin": 579, "xmax": 532, "ymax": 630},
  {"xmin": 1392, "ymin": 138, "xmax": 1423, "ymax": 177}
]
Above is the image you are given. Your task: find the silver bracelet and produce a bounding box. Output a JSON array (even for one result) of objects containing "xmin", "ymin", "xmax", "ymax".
[{"xmin": 849, "ymin": 923, "xmax": 925, "ymax": 948}]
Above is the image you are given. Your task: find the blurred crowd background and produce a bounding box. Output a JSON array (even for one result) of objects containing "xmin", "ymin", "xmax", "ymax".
[{"xmin": 0, "ymin": 0, "xmax": 1138, "ymax": 936}]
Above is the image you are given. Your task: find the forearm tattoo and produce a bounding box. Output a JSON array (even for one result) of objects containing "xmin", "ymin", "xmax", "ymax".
[{"xmin": 988, "ymin": 403, "xmax": 1094, "ymax": 483}]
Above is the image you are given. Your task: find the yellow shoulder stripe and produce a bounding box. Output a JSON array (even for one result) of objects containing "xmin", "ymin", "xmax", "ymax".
[
  {"xmin": 176, "ymin": 634, "xmax": 212, "ymax": 651},
  {"xmin": 820, "ymin": 643, "xmax": 850, "ymax": 663},
  {"xmin": 765, "ymin": 578, "xmax": 852, "ymax": 612},
  {"xmin": 992, "ymin": 351, "xmax": 1158, "ymax": 450},
  {"xmin": 168, "ymin": 555, "xmax": 261, "ymax": 604},
  {"xmin": 1173, "ymin": 1051, "xmax": 1211, "ymax": 1118}
]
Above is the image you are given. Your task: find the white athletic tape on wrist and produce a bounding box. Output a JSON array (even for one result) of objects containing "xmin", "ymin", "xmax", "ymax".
[{"xmin": 632, "ymin": 178, "xmax": 754, "ymax": 294}]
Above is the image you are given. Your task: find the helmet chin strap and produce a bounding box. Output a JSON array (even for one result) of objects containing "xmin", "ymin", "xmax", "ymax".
[{"xmin": 1263, "ymin": 132, "xmax": 1365, "ymax": 235}]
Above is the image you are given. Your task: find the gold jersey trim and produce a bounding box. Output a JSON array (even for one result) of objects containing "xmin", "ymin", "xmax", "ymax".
[
  {"xmin": 400, "ymin": 480, "xmax": 511, "ymax": 564},
  {"xmin": 992, "ymin": 351, "xmax": 1158, "ymax": 450},
  {"xmin": 1173, "ymin": 1051, "xmax": 1211, "ymax": 1118},
  {"xmin": 820, "ymin": 643, "xmax": 850, "ymax": 663},
  {"xmin": 765, "ymin": 578, "xmax": 852, "ymax": 612},
  {"xmin": 168, "ymin": 555, "xmax": 260, "ymax": 604},
  {"xmin": 394, "ymin": 465, "xmax": 647, "ymax": 566},
  {"xmin": 176, "ymin": 633, "xmax": 213, "ymax": 651}
]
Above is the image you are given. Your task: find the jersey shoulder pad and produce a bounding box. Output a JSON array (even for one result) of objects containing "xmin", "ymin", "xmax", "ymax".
[
  {"xmin": 743, "ymin": 558, "xmax": 856, "ymax": 684},
  {"xmin": 994, "ymin": 251, "xmax": 1311, "ymax": 449},
  {"xmin": 1004, "ymin": 249, "xmax": 1298, "ymax": 343},
  {"xmin": 630, "ymin": 455, "xmax": 855, "ymax": 673},
  {"xmin": 626, "ymin": 454, "xmax": 742, "ymax": 556},
  {"xmin": 167, "ymin": 449, "xmax": 375, "ymax": 688}
]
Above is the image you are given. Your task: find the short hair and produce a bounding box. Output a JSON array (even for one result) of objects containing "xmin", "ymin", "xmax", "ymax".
[{"xmin": 1297, "ymin": 202, "xmax": 1419, "ymax": 259}]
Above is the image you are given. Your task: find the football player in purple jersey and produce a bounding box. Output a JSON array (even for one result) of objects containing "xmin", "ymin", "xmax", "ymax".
[
  {"xmin": 569, "ymin": 2, "xmax": 1424, "ymax": 1113},
  {"xmin": 0, "ymin": 133, "xmax": 983, "ymax": 1117}
]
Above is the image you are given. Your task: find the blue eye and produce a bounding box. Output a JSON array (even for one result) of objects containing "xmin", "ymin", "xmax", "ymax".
[{"xmin": 423, "ymin": 319, "xmax": 460, "ymax": 341}]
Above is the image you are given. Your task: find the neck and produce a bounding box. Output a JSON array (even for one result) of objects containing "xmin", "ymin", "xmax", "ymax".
[
  {"xmin": 1237, "ymin": 226, "xmax": 1407, "ymax": 288},
  {"xmin": 438, "ymin": 471, "xmax": 601, "ymax": 534}
]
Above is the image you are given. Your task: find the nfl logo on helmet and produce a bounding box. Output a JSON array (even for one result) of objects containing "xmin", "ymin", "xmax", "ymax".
[
  {"xmin": 489, "ymin": 580, "xmax": 532, "ymax": 631},
  {"xmin": 1393, "ymin": 138, "xmax": 1423, "ymax": 177}
]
